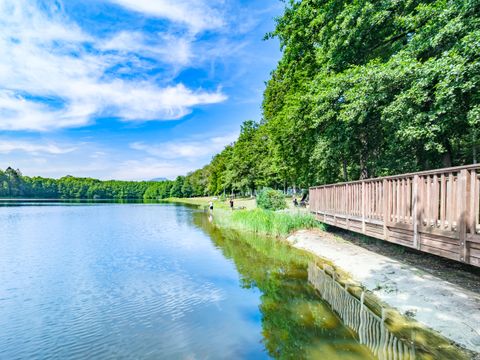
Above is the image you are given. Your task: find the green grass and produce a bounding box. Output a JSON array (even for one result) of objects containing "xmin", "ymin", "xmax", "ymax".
[{"xmin": 213, "ymin": 208, "xmax": 325, "ymax": 238}]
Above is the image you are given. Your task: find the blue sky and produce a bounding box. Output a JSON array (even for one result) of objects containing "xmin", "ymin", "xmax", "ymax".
[{"xmin": 0, "ymin": 0, "xmax": 282, "ymax": 180}]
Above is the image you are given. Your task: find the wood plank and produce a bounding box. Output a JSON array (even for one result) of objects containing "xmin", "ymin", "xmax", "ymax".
[
  {"xmin": 470, "ymin": 241, "xmax": 480, "ymax": 250},
  {"xmin": 362, "ymin": 181, "xmax": 366, "ymax": 233},
  {"xmin": 426, "ymin": 175, "xmax": 431, "ymax": 226},
  {"xmin": 388, "ymin": 227, "xmax": 414, "ymax": 236},
  {"xmin": 420, "ymin": 244, "xmax": 460, "ymax": 261},
  {"xmin": 418, "ymin": 225, "xmax": 459, "ymax": 240},
  {"xmin": 388, "ymin": 231, "xmax": 414, "ymax": 242},
  {"xmin": 399, "ymin": 179, "xmax": 403, "ymax": 223},
  {"xmin": 420, "ymin": 177, "xmax": 426, "ymax": 226},
  {"xmin": 387, "ymin": 236, "xmax": 414, "ymax": 247},
  {"xmin": 388, "ymin": 180, "xmax": 393, "ymax": 222},
  {"xmin": 406, "ymin": 178, "xmax": 411, "ymax": 223},
  {"xmin": 447, "ymin": 173, "xmax": 454, "ymax": 231},
  {"xmin": 470, "ymin": 170, "xmax": 477, "ymax": 235},
  {"xmin": 422, "ymin": 232, "xmax": 463, "ymax": 245},
  {"xmin": 440, "ymin": 174, "xmax": 446, "ymax": 229},
  {"xmin": 469, "ymin": 247, "xmax": 480, "ymax": 258},
  {"xmin": 458, "ymin": 169, "xmax": 468, "ymax": 263},
  {"xmin": 396, "ymin": 180, "xmax": 400, "ymax": 224},
  {"xmin": 383, "ymin": 179, "xmax": 388, "ymax": 237},
  {"xmin": 476, "ymin": 174, "xmax": 480, "ymax": 234},
  {"xmin": 421, "ymin": 238, "xmax": 460, "ymax": 252},
  {"xmin": 433, "ymin": 174, "xmax": 439, "ymax": 227},
  {"xmin": 412, "ymin": 175, "xmax": 419, "ymax": 249},
  {"xmin": 467, "ymin": 233, "xmax": 480, "ymax": 244}
]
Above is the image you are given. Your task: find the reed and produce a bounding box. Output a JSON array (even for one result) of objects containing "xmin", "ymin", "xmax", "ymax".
[{"xmin": 214, "ymin": 208, "xmax": 325, "ymax": 237}]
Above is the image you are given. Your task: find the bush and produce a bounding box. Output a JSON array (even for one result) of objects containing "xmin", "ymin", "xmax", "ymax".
[{"xmin": 256, "ymin": 187, "xmax": 286, "ymax": 211}]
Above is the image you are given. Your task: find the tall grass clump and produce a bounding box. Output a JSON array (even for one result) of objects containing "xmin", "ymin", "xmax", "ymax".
[{"xmin": 215, "ymin": 208, "xmax": 324, "ymax": 237}]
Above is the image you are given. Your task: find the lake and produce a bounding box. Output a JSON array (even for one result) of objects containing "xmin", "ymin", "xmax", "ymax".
[{"xmin": 0, "ymin": 202, "xmax": 374, "ymax": 359}]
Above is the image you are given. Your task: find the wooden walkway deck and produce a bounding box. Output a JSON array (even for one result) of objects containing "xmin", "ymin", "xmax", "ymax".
[{"xmin": 309, "ymin": 164, "xmax": 480, "ymax": 267}]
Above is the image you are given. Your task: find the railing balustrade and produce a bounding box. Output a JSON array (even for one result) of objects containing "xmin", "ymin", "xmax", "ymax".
[{"xmin": 309, "ymin": 164, "xmax": 480, "ymax": 266}]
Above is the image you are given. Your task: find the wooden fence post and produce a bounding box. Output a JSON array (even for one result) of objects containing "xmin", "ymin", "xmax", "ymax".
[
  {"xmin": 346, "ymin": 184, "xmax": 350, "ymax": 230},
  {"xmin": 413, "ymin": 175, "xmax": 419, "ymax": 249},
  {"xmin": 458, "ymin": 169, "xmax": 469, "ymax": 263},
  {"xmin": 383, "ymin": 179, "xmax": 388, "ymax": 239},
  {"xmin": 471, "ymin": 170, "xmax": 479, "ymax": 237},
  {"xmin": 362, "ymin": 181, "xmax": 366, "ymax": 234}
]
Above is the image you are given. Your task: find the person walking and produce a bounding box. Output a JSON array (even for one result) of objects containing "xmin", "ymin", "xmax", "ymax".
[{"xmin": 229, "ymin": 197, "xmax": 234, "ymax": 210}]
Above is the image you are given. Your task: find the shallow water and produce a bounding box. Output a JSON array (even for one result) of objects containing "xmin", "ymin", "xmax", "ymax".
[{"xmin": 0, "ymin": 202, "xmax": 375, "ymax": 359}]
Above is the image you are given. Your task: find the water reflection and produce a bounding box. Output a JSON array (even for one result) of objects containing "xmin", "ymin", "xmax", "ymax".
[
  {"xmin": 194, "ymin": 212, "xmax": 375, "ymax": 360},
  {"xmin": 309, "ymin": 264, "xmax": 415, "ymax": 360}
]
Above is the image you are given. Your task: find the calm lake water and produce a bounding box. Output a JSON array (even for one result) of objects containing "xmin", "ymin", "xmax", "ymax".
[{"xmin": 0, "ymin": 202, "xmax": 374, "ymax": 359}]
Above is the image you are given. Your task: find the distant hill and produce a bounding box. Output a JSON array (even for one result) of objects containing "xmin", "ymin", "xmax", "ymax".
[{"xmin": 149, "ymin": 177, "xmax": 168, "ymax": 182}]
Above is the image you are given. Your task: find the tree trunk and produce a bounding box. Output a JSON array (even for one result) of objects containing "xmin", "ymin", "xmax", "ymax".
[
  {"xmin": 473, "ymin": 132, "xmax": 477, "ymax": 164},
  {"xmin": 342, "ymin": 159, "xmax": 348, "ymax": 181},
  {"xmin": 359, "ymin": 156, "xmax": 369, "ymax": 180},
  {"xmin": 359, "ymin": 133, "xmax": 369, "ymax": 179},
  {"xmin": 442, "ymin": 151, "xmax": 452, "ymax": 167}
]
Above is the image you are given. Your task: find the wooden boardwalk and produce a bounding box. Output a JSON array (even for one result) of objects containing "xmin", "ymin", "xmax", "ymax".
[{"xmin": 309, "ymin": 164, "xmax": 480, "ymax": 267}]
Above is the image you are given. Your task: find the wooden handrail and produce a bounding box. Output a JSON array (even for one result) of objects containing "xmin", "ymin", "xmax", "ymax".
[
  {"xmin": 309, "ymin": 164, "xmax": 480, "ymax": 267},
  {"xmin": 309, "ymin": 163, "xmax": 480, "ymax": 189}
]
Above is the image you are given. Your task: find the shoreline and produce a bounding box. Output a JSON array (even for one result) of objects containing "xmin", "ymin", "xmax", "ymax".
[{"xmin": 287, "ymin": 229, "xmax": 480, "ymax": 356}]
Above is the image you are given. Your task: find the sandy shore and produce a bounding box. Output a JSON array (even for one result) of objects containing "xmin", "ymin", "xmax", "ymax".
[{"xmin": 287, "ymin": 229, "xmax": 480, "ymax": 354}]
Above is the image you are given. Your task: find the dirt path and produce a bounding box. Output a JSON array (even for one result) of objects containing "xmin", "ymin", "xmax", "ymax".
[{"xmin": 287, "ymin": 229, "xmax": 480, "ymax": 355}]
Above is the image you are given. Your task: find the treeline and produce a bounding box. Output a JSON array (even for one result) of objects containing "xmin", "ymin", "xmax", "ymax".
[
  {"xmin": 182, "ymin": 0, "xmax": 480, "ymax": 195},
  {"xmin": 0, "ymin": 167, "xmax": 208, "ymax": 200},
  {"xmin": 0, "ymin": 167, "xmax": 151, "ymax": 199}
]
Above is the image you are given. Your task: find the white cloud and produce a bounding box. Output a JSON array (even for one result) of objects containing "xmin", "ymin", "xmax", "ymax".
[
  {"xmin": 98, "ymin": 31, "xmax": 193, "ymax": 67},
  {"xmin": 130, "ymin": 133, "xmax": 237, "ymax": 160},
  {"xmin": 0, "ymin": 140, "xmax": 76, "ymax": 155},
  {"xmin": 0, "ymin": 0, "xmax": 226, "ymax": 131},
  {"xmin": 107, "ymin": 0, "xmax": 224, "ymax": 33}
]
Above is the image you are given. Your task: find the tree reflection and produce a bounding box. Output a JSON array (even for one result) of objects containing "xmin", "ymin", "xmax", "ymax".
[{"xmin": 194, "ymin": 213, "xmax": 374, "ymax": 360}]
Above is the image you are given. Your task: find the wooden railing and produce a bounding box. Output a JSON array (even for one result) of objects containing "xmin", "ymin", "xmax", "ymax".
[{"xmin": 309, "ymin": 164, "xmax": 480, "ymax": 267}]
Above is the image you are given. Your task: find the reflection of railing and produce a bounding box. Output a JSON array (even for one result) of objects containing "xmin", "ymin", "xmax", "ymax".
[
  {"xmin": 309, "ymin": 164, "xmax": 480, "ymax": 267},
  {"xmin": 309, "ymin": 263, "xmax": 415, "ymax": 360}
]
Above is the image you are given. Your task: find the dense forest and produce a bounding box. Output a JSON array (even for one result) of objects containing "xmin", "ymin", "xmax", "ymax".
[{"xmin": 2, "ymin": 0, "xmax": 479, "ymax": 199}]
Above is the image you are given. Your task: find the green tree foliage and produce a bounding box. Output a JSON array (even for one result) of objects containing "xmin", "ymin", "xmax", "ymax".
[
  {"xmin": 203, "ymin": 0, "xmax": 480, "ymax": 194},
  {"xmin": 262, "ymin": 0, "xmax": 480, "ymax": 185}
]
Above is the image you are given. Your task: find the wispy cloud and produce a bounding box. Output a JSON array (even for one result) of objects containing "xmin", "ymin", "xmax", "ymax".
[
  {"xmin": 107, "ymin": 0, "xmax": 224, "ymax": 33},
  {"xmin": 0, "ymin": 0, "xmax": 226, "ymax": 131},
  {"xmin": 0, "ymin": 140, "xmax": 77, "ymax": 155},
  {"xmin": 130, "ymin": 133, "xmax": 237, "ymax": 160},
  {"xmin": 98, "ymin": 31, "xmax": 193, "ymax": 67}
]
